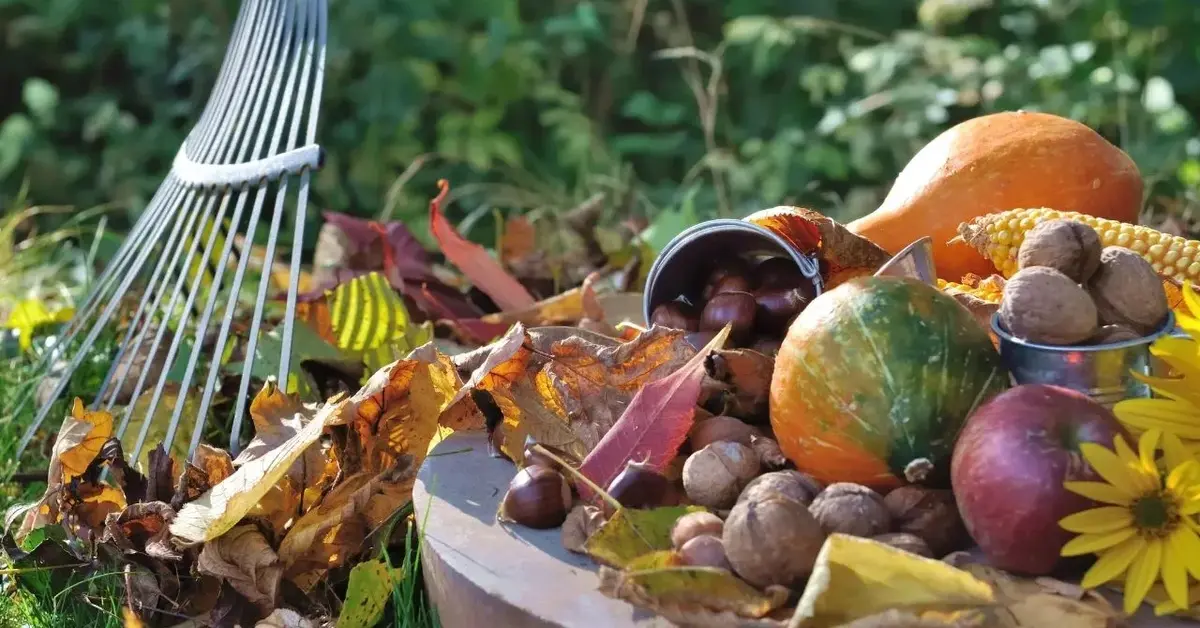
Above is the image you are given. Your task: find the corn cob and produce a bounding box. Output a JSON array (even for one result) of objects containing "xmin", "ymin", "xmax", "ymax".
[
  {"xmin": 937, "ymin": 273, "xmax": 1005, "ymax": 304},
  {"xmin": 954, "ymin": 208, "xmax": 1200, "ymax": 284}
]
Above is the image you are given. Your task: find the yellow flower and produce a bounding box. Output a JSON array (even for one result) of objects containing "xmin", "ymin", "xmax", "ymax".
[
  {"xmin": 1060, "ymin": 430, "xmax": 1200, "ymax": 615},
  {"xmin": 1114, "ymin": 283, "xmax": 1200, "ymax": 444}
]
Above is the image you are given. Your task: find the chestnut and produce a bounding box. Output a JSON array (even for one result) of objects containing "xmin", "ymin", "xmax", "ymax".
[
  {"xmin": 684, "ymin": 330, "xmax": 718, "ymax": 351},
  {"xmin": 709, "ymin": 273, "xmax": 752, "ymax": 297},
  {"xmin": 755, "ymin": 257, "xmax": 804, "ymax": 290},
  {"xmin": 702, "ymin": 258, "xmax": 752, "ymax": 299},
  {"xmin": 501, "ymin": 465, "xmax": 572, "ymax": 529},
  {"xmin": 754, "ymin": 287, "xmax": 809, "ymax": 333},
  {"xmin": 606, "ymin": 460, "xmax": 671, "ymax": 512},
  {"xmin": 522, "ymin": 436, "xmax": 559, "ymax": 470},
  {"xmin": 700, "ymin": 291, "xmax": 757, "ymax": 343},
  {"xmin": 651, "ymin": 301, "xmax": 699, "ymax": 332}
]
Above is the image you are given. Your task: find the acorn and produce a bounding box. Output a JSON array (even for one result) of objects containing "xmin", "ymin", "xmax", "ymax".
[
  {"xmin": 753, "ymin": 287, "xmax": 809, "ymax": 334},
  {"xmin": 700, "ymin": 291, "xmax": 757, "ymax": 343},
  {"xmin": 651, "ymin": 301, "xmax": 699, "ymax": 332},
  {"xmin": 606, "ymin": 459, "xmax": 671, "ymax": 512},
  {"xmin": 500, "ymin": 465, "xmax": 572, "ymax": 529},
  {"xmin": 755, "ymin": 257, "xmax": 804, "ymax": 289}
]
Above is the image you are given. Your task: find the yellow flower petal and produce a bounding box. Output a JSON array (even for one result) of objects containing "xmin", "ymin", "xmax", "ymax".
[
  {"xmin": 1081, "ymin": 442, "xmax": 1148, "ymax": 496},
  {"xmin": 1172, "ymin": 524, "xmax": 1200, "ymax": 580},
  {"xmin": 1139, "ymin": 429, "xmax": 1164, "ymax": 473},
  {"xmin": 1115, "ymin": 435, "xmax": 1161, "ymax": 492},
  {"xmin": 1162, "ymin": 432, "xmax": 1195, "ymax": 473},
  {"xmin": 1124, "ymin": 539, "xmax": 1164, "ymax": 614},
  {"xmin": 1063, "ymin": 481, "xmax": 1133, "ymax": 506},
  {"xmin": 1115, "ymin": 399, "xmax": 1200, "ymax": 438},
  {"xmin": 1059, "ymin": 507, "xmax": 1133, "ymax": 534},
  {"xmin": 1164, "ymin": 530, "xmax": 1194, "ymax": 610},
  {"xmin": 1168, "ymin": 460, "xmax": 1200, "ymax": 497},
  {"xmin": 1081, "ymin": 537, "xmax": 1143, "ymax": 589},
  {"xmin": 1061, "ymin": 527, "xmax": 1136, "ymax": 557}
]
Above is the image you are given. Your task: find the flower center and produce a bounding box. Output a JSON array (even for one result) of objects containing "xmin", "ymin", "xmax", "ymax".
[{"xmin": 1131, "ymin": 491, "xmax": 1180, "ymax": 536}]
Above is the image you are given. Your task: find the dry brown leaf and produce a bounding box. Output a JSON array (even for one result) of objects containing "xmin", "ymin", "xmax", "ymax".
[
  {"xmin": 197, "ymin": 525, "xmax": 283, "ymax": 615},
  {"xmin": 69, "ymin": 482, "xmax": 127, "ymax": 539},
  {"xmin": 123, "ymin": 565, "xmax": 161, "ymax": 627},
  {"xmin": 170, "ymin": 398, "xmax": 347, "ymax": 544},
  {"xmin": 561, "ymin": 504, "xmax": 607, "ymax": 554},
  {"xmin": 491, "ymin": 373, "xmax": 586, "ymax": 465},
  {"xmin": 236, "ymin": 381, "xmax": 325, "ymax": 487},
  {"xmin": 540, "ymin": 326, "xmax": 695, "ymax": 449},
  {"xmin": 746, "ymin": 206, "xmax": 891, "ymax": 290},
  {"xmin": 255, "ymin": 608, "xmax": 316, "ymax": 628},
  {"xmin": 172, "ymin": 444, "xmax": 235, "ymax": 510},
  {"xmin": 249, "ymin": 475, "xmax": 304, "ymax": 544},
  {"xmin": 500, "ymin": 214, "xmax": 538, "ymax": 265},
  {"xmin": 704, "ymin": 348, "xmax": 773, "ymax": 420},
  {"xmin": 277, "ymin": 471, "xmax": 376, "ymax": 591},
  {"xmin": 51, "ymin": 398, "xmax": 114, "ymax": 484},
  {"xmin": 959, "ymin": 563, "xmax": 1125, "ymax": 628},
  {"xmin": 146, "ymin": 445, "xmax": 178, "ymax": 504},
  {"xmin": 102, "ymin": 501, "xmax": 179, "ymax": 561},
  {"xmin": 438, "ymin": 324, "xmax": 532, "ymax": 431}
]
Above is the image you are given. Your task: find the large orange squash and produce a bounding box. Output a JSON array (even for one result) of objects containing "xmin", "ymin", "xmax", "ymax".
[{"xmin": 847, "ymin": 111, "xmax": 1143, "ymax": 280}]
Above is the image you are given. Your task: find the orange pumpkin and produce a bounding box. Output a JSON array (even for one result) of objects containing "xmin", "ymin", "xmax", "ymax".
[{"xmin": 847, "ymin": 111, "xmax": 1143, "ymax": 281}]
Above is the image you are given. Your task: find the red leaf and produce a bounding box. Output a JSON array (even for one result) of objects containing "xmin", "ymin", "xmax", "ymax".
[
  {"xmin": 428, "ymin": 180, "xmax": 536, "ymax": 312},
  {"xmin": 577, "ymin": 325, "xmax": 731, "ymax": 502}
]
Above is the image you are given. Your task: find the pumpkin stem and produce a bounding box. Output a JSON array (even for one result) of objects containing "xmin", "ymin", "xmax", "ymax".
[{"xmin": 903, "ymin": 458, "xmax": 934, "ymax": 483}]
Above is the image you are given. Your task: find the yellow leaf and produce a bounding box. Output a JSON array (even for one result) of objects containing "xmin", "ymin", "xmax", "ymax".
[
  {"xmin": 793, "ymin": 534, "xmax": 995, "ymax": 627},
  {"xmin": 4, "ymin": 299, "xmax": 73, "ymax": 351},
  {"xmin": 122, "ymin": 384, "xmax": 205, "ymax": 471},
  {"xmin": 328, "ymin": 272, "xmax": 412, "ymax": 352},
  {"xmin": 196, "ymin": 525, "xmax": 282, "ymax": 614},
  {"xmin": 598, "ymin": 550, "xmax": 788, "ymax": 620},
  {"xmin": 169, "ymin": 398, "xmax": 346, "ymax": 543},
  {"xmin": 336, "ymin": 559, "xmax": 402, "ymax": 628},
  {"xmin": 961, "ymin": 562, "xmax": 1123, "ymax": 628},
  {"xmin": 122, "ymin": 607, "xmax": 146, "ymax": 628},
  {"xmin": 582, "ymin": 506, "xmax": 703, "ymax": 568},
  {"xmin": 50, "ymin": 399, "xmax": 114, "ymax": 483},
  {"xmin": 236, "ymin": 380, "xmax": 324, "ymax": 488}
]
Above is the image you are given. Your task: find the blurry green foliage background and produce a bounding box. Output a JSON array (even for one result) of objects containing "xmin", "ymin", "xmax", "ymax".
[{"xmin": 3, "ymin": 0, "xmax": 1200, "ymax": 252}]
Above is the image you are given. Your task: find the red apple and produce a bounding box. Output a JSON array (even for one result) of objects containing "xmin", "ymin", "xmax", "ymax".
[{"xmin": 950, "ymin": 384, "xmax": 1131, "ymax": 575}]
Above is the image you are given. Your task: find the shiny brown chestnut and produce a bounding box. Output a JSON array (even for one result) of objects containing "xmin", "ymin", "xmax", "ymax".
[
  {"xmin": 501, "ymin": 465, "xmax": 573, "ymax": 529},
  {"xmin": 708, "ymin": 273, "xmax": 752, "ymax": 297},
  {"xmin": 700, "ymin": 291, "xmax": 757, "ymax": 343},
  {"xmin": 755, "ymin": 257, "xmax": 805, "ymax": 290},
  {"xmin": 651, "ymin": 301, "xmax": 699, "ymax": 332},
  {"xmin": 522, "ymin": 436, "xmax": 559, "ymax": 470},
  {"xmin": 754, "ymin": 287, "xmax": 809, "ymax": 333},
  {"xmin": 605, "ymin": 460, "xmax": 672, "ymax": 513},
  {"xmin": 702, "ymin": 258, "xmax": 753, "ymax": 299}
]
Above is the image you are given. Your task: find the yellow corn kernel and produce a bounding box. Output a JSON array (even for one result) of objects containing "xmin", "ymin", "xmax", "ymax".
[{"xmin": 953, "ymin": 208, "xmax": 1200, "ymax": 284}]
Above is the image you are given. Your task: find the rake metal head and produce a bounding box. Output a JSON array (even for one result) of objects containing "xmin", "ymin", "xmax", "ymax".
[{"xmin": 14, "ymin": 0, "xmax": 328, "ymax": 465}]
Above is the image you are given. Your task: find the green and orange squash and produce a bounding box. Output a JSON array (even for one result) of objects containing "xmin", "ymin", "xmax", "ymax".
[{"xmin": 769, "ymin": 276, "xmax": 1009, "ymax": 490}]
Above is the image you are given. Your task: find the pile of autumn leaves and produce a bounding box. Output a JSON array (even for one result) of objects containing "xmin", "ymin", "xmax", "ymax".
[{"xmin": 7, "ymin": 343, "xmax": 469, "ymax": 627}]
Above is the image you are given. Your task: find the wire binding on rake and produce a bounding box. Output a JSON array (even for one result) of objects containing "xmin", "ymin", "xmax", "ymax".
[{"xmin": 14, "ymin": 0, "xmax": 329, "ymax": 466}]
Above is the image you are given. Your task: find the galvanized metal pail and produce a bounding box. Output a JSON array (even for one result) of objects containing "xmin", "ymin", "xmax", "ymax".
[{"xmin": 990, "ymin": 312, "xmax": 1180, "ymax": 407}]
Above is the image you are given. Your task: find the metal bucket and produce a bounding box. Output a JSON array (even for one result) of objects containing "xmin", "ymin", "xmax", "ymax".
[
  {"xmin": 990, "ymin": 312, "xmax": 1181, "ymax": 407},
  {"xmin": 873, "ymin": 236, "xmax": 936, "ymax": 285},
  {"xmin": 642, "ymin": 218, "xmax": 824, "ymax": 325}
]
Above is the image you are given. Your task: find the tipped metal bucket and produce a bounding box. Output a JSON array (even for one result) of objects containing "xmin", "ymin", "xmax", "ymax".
[{"xmin": 874, "ymin": 237, "xmax": 936, "ymax": 285}]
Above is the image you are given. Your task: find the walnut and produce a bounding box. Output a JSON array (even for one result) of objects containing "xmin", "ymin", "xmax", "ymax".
[
  {"xmin": 1017, "ymin": 219, "xmax": 1102, "ymax": 283},
  {"xmin": 1089, "ymin": 323, "xmax": 1142, "ymax": 345},
  {"xmin": 882, "ymin": 486, "xmax": 968, "ymax": 557},
  {"xmin": 999, "ymin": 266, "xmax": 1098, "ymax": 345},
  {"xmin": 809, "ymin": 483, "xmax": 891, "ymax": 537},
  {"xmin": 748, "ymin": 435, "xmax": 789, "ymax": 470},
  {"xmin": 670, "ymin": 511, "xmax": 724, "ymax": 549},
  {"xmin": 738, "ymin": 470, "xmax": 824, "ymax": 507},
  {"xmin": 688, "ymin": 415, "xmax": 762, "ymax": 451},
  {"xmin": 723, "ymin": 495, "xmax": 826, "ymax": 588},
  {"xmin": 871, "ymin": 533, "xmax": 933, "ymax": 558},
  {"xmin": 683, "ymin": 441, "xmax": 761, "ymax": 509},
  {"xmin": 1087, "ymin": 247, "xmax": 1169, "ymax": 335}
]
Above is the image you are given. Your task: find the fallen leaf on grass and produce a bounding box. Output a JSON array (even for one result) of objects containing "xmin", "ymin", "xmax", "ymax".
[
  {"xmin": 5, "ymin": 299, "xmax": 74, "ymax": 352},
  {"xmin": 429, "ymin": 179, "xmax": 536, "ymax": 311},
  {"xmin": 146, "ymin": 445, "xmax": 178, "ymax": 504},
  {"xmin": 102, "ymin": 501, "xmax": 179, "ymax": 561},
  {"xmin": 65, "ymin": 481, "xmax": 128, "ymax": 543},
  {"xmin": 236, "ymin": 381, "xmax": 325, "ymax": 489},
  {"xmin": 197, "ymin": 524, "xmax": 283, "ymax": 615},
  {"xmin": 598, "ymin": 552, "xmax": 789, "ymax": 619},
  {"xmin": 583, "ymin": 505, "xmax": 703, "ymax": 568},
  {"xmin": 336, "ymin": 559, "xmax": 401, "ymax": 628},
  {"xmin": 172, "ymin": 444, "xmax": 235, "ymax": 510},
  {"xmin": 958, "ymin": 562, "xmax": 1123, "ymax": 628},
  {"xmin": 123, "ymin": 385, "xmax": 205, "ymax": 469},
  {"xmin": 170, "ymin": 398, "xmax": 345, "ymax": 543},
  {"xmin": 51, "ymin": 398, "xmax": 114, "ymax": 484},
  {"xmin": 746, "ymin": 206, "xmax": 890, "ymax": 290},
  {"xmin": 578, "ymin": 326, "xmax": 729, "ymax": 500},
  {"xmin": 793, "ymin": 534, "xmax": 995, "ymax": 628},
  {"xmin": 277, "ymin": 471, "xmax": 375, "ymax": 591},
  {"xmin": 255, "ymin": 608, "xmax": 316, "ymax": 628}
]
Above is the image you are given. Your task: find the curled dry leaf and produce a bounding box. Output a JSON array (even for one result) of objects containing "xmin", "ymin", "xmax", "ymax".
[
  {"xmin": 255, "ymin": 608, "xmax": 316, "ymax": 628},
  {"xmin": 124, "ymin": 564, "xmax": 164, "ymax": 627},
  {"xmin": 102, "ymin": 501, "xmax": 179, "ymax": 561},
  {"xmin": 561, "ymin": 504, "xmax": 607, "ymax": 554},
  {"xmin": 577, "ymin": 326, "xmax": 730, "ymax": 501},
  {"xmin": 197, "ymin": 524, "xmax": 283, "ymax": 615},
  {"xmin": 67, "ymin": 482, "xmax": 127, "ymax": 543},
  {"xmin": 51, "ymin": 398, "xmax": 114, "ymax": 484},
  {"xmin": 170, "ymin": 398, "xmax": 345, "ymax": 543},
  {"xmin": 598, "ymin": 551, "xmax": 790, "ymax": 623},
  {"xmin": 703, "ymin": 348, "xmax": 773, "ymax": 421},
  {"xmin": 428, "ymin": 179, "xmax": 536, "ymax": 311},
  {"xmin": 277, "ymin": 471, "xmax": 376, "ymax": 592},
  {"xmin": 146, "ymin": 444, "xmax": 178, "ymax": 504},
  {"xmin": 236, "ymin": 380, "xmax": 325, "ymax": 488},
  {"xmin": 745, "ymin": 206, "xmax": 892, "ymax": 290},
  {"xmin": 958, "ymin": 562, "xmax": 1123, "ymax": 628},
  {"xmin": 792, "ymin": 534, "xmax": 995, "ymax": 627},
  {"xmin": 173, "ymin": 444, "xmax": 235, "ymax": 510}
]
